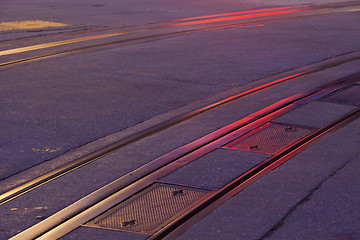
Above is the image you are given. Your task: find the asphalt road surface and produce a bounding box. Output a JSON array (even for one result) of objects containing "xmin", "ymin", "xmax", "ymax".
[{"xmin": 0, "ymin": 0, "xmax": 359, "ymax": 182}]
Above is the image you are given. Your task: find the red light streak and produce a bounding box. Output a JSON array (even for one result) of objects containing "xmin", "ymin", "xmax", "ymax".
[{"xmin": 169, "ymin": 9, "xmax": 308, "ymax": 27}]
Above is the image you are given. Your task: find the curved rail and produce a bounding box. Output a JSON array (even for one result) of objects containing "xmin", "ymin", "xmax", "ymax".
[
  {"xmin": 9, "ymin": 72, "xmax": 360, "ymax": 240},
  {"xmin": 1, "ymin": 55, "xmax": 358, "ymax": 206},
  {"xmin": 150, "ymin": 104, "xmax": 360, "ymax": 240}
]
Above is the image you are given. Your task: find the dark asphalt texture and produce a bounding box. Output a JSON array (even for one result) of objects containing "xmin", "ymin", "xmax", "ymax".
[{"xmin": 1, "ymin": 1, "xmax": 360, "ymax": 181}]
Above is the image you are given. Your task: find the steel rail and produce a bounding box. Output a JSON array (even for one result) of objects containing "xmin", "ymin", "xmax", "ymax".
[
  {"xmin": 1, "ymin": 3, "xmax": 359, "ymax": 68},
  {"xmin": 2, "ymin": 1, "xmax": 358, "ymax": 49},
  {"xmin": 0, "ymin": 6, "xmax": 298, "ymax": 50},
  {"xmin": 1, "ymin": 56, "xmax": 358, "ymax": 206},
  {"xmin": 9, "ymin": 73, "xmax": 360, "ymax": 240},
  {"xmin": 1, "ymin": 54, "xmax": 359, "ymax": 207},
  {"xmin": 0, "ymin": 9, "xmax": 310, "ymax": 57},
  {"xmin": 149, "ymin": 107, "xmax": 360, "ymax": 240},
  {"xmin": 0, "ymin": 8, "xmax": 359, "ymax": 70},
  {"xmin": 0, "ymin": 17, "xmax": 303, "ymax": 67},
  {"xmin": 0, "ymin": 5, "xmax": 335, "ymax": 57}
]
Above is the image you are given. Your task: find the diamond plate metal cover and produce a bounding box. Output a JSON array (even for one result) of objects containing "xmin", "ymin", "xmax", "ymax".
[
  {"xmin": 320, "ymin": 84, "xmax": 360, "ymax": 106},
  {"xmin": 222, "ymin": 123, "xmax": 316, "ymax": 155},
  {"xmin": 86, "ymin": 183, "xmax": 213, "ymax": 234}
]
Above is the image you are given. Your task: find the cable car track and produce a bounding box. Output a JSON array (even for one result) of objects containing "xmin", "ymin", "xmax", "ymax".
[
  {"xmin": 1, "ymin": 1, "xmax": 360, "ymax": 68},
  {"xmin": 0, "ymin": 52, "xmax": 359, "ymax": 206},
  {"xmin": 150, "ymin": 99, "xmax": 360, "ymax": 240},
  {"xmin": 1, "ymin": 2, "xmax": 359, "ymax": 239},
  {"xmin": 9, "ymin": 72, "xmax": 360, "ymax": 239}
]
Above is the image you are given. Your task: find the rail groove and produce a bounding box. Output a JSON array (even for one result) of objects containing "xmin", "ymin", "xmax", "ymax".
[
  {"xmin": 1, "ymin": 2, "xmax": 359, "ymax": 68},
  {"xmin": 1, "ymin": 56, "xmax": 358, "ymax": 206},
  {"xmin": 150, "ymin": 105, "xmax": 360, "ymax": 240},
  {"xmin": 9, "ymin": 72, "xmax": 360, "ymax": 240}
]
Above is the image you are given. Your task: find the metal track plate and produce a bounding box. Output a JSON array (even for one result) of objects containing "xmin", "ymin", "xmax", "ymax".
[
  {"xmin": 320, "ymin": 84, "xmax": 360, "ymax": 106},
  {"xmin": 85, "ymin": 183, "xmax": 213, "ymax": 234},
  {"xmin": 222, "ymin": 123, "xmax": 315, "ymax": 155}
]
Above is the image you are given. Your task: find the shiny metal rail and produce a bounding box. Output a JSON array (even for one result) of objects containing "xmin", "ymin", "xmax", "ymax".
[
  {"xmin": 1, "ymin": 54, "xmax": 358, "ymax": 206},
  {"xmin": 150, "ymin": 99, "xmax": 360, "ymax": 240},
  {"xmin": 1, "ymin": 1, "xmax": 359, "ymax": 68},
  {"xmin": 0, "ymin": 6, "xmax": 305, "ymax": 56},
  {"xmin": 1, "ymin": 1, "xmax": 359, "ymax": 50},
  {"xmin": 10, "ymin": 72, "xmax": 360, "ymax": 240}
]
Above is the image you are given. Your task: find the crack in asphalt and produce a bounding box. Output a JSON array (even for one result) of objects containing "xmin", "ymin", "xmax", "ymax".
[{"xmin": 259, "ymin": 151, "xmax": 360, "ymax": 240}]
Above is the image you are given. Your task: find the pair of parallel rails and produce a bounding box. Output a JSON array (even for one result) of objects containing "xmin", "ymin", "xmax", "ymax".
[
  {"xmin": 6, "ymin": 70, "xmax": 360, "ymax": 239},
  {"xmin": 1, "ymin": 2, "xmax": 360, "ymax": 239}
]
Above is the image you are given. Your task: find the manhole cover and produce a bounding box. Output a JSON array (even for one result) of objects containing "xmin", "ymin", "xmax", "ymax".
[
  {"xmin": 222, "ymin": 123, "xmax": 316, "ymax": 155},
  {"xmin": 85, "ymin": 183, "xmax": 213, "ymax": 234}
]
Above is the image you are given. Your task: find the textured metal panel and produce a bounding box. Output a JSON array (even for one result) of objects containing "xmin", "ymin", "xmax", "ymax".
[
  {"xmin": 86, "ymin": 183, "xmax": 212, "ymax": 234},
  {"xmin": 222, "ymin": 123, "xmax": 315, "ymax": 155},
  {"xmin": 320, "ymin": 85, "xmax": 360, "ymax": 106}
]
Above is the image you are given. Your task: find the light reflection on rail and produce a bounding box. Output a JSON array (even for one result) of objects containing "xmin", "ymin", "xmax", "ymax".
[{"xmin": 168, "ymin": 9, "xmax": 307, "ymax": 27}]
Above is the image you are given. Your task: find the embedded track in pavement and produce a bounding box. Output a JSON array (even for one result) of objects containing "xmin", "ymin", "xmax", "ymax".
[
  {"xmin": 1, "ymin": 2, "xmax": 360, "ymax": 239},
  {"xmin": 1, "ymin": 53, "xmax": 359, "ymax": 206},
  {"xmin": 9, "ymin": 72, "xmax": 360, "ymax": 239},
  {"xmin": 1, "ymin": 1, "xmax": 359, "ymax": 68}
]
